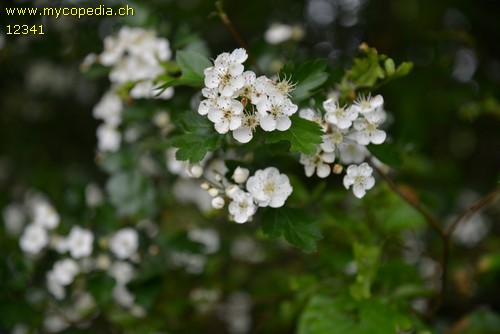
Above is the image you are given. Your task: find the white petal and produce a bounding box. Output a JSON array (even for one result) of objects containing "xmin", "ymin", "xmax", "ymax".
[
  {"xmin": 356, "ymin": 131, "xmax": 371, "ymax": 145},
  {"xmin": 352, "ymin": 184, "xmax": 367, "ymax": 198},
  {"xmin": 364, "ymin": 176, "xmax": 375, "ymax": 190},
  {"xmin": 233, "ymin": 127, "xmax": 253, "ymax": 143},
  {"xmin": 305, "ymin": 164, "xmax": 315, "ymax": 177},
  {"xmin": 370, "ymin": 129, "xmax": 386, "ymax": 144},
  {"xmin": 276, "ymin": 116, "xmax": 291, "ymax": 131},
  {"xmin": 260, "ymin": 115, "xmax": 277, "ymax": 131},
  {"xmin": 343, "ymin": 174, "xmax": 354, "ymax": 189},
  {"xmin": 214, "ymin": 120, "xmax": 230, "ymax": 134},
  {"xmin": 229, "ymin": 116, "xmax": 242, "ymax": 131},
  {"xmin": 322, "ymin": 152, "xmax": 336, "ymax": 163}
]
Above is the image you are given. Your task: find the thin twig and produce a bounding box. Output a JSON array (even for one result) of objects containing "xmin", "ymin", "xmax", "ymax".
[
  {"xmin": 214, "ymin": 0, "xmax": 264, "ymax": 74},
  {"xmin": 445, "ymin": 187, "xmax": 500, "ymax": 237},
  {"xmin": 368, "ymin": 157, "xmax": 445, "ymax": 238}
]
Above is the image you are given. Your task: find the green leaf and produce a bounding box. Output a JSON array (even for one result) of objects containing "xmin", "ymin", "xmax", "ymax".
[
  {"xmin": 265, "ymin": 115, "xmax": 323, "ymax": 155},
  {"xmin": 345, "ymin": 47, "xmax": 385, "ymax": 88},
  {"xmin": 171, "ymin": 133, "xmax": 223, "ymax": 162},
  {"xmin": 159, "ymin": 50, "xmax": 211, "ymax": 88},
  {"xmin": 261, "ymin": 207, "xmax": 322, "ymax": 253},
  {"xmin": 394, "ymin": 61, "xmax": 413, "ymax": 78},
  {"xmin": 288, "ymin": 60, "xmax": 329, "ymax": 102},
  {"xmin": 87, "ymin": 274, "xmax": 115, "ymax": 307},
  {"xmin": 384, "ymin": 58, "xmax": 396, "ymax": 77},
  {"xmin": 349, "ymin": 243, "xmax": 381, "ymax": 300},
  {"xmin": 106, "ymin": 170, "xmax": 157, "ymax": 217}
]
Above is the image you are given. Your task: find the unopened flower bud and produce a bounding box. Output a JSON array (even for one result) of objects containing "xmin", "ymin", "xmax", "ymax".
[
  {"xmin": 225, "ymin": 184, "xmax": 241, "ymax": 199},
  {"xmin": 214, "ymin": 173, "xmax": 222, "ymax": 182},
  {"xmin": 201, "ymin": 182, "xmax": 210, "ymax": 190},
  {"xmin": 232, "ymin": 166, "xmax": 250, "ymax": 184},
  {"xmin": 187, "ymin": 164, "xmax": 204, "ymax": 179},
  {"xmin": 333, "ymin": 164, "xmax": 343, "ymax": 174},
  {"xmin": 211, "ymin": 196, "xmax": 225, "ymax": 209},
  {"xmin": 208, "ymin": 188, "xmax": 219, "ymax": 197}
]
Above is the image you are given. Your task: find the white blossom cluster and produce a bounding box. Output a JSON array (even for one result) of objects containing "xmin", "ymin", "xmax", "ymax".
[
  {"xmin": 299, "ymin": 94, "xmax": 387, "ymax": 198},
  {"xmin": 89, "ymin": 26, "xmax": 174, "ymax": 153},
  {"xmin": 198, "ymin": 48, "xmax": 298, "ymax": 143},
  {"xmin": 197, "ymin": 164, "xmax": 293, "ymax": 224},
  {"xmin": 2, "ymin": 189, "xmax": 148, "ymax": 316}
]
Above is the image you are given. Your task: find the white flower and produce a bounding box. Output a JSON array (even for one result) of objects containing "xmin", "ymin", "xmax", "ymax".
[
  {"xmin": 238, "ymin": 71, "xmax": 257, "ymax": 99},
  {"xmin": 232, "ymin": 113, "xmax": 259, "ymax": 143},
  {"xmin": 32, "ymin": 200, "xmax": 59, "ymax": 229},
  {"xmin": 257, "ymin": 95, "xmax": 297, "ymax": 131},
  {"xmin": 109, "ymin": 228, "xmax": 139, "ymax": 260},
  {"xmin": 228, "ymin": 190, "xmax": 257, "ymax": 223},
  {"xmin": 232, "ymin": 166, "xmax": 250, "ymax": 183},
  {"xmin": 265, "ymin": 23, "xmax": 294, "ymax": 44},
  {"xmin": 108, "ymin": 261, "xmax": 136, "ymax": 285},
  {"xmin": 2, "ymin": 203, "xmax": 25, "ymax": 237},
  {"xmin": 65, "ymin": 226, "xmax": 94, "ymax": 259},
  {"xmin": 299, "ymin": 108, "xmax": 327, "ymax": 132},
  {"xmin": 92, "ymin": 91, "xmax": 122, "ymax": 127},
  {"xmin": 320, "ymin": 126, "xmax": 348, "ymax": 153},
  {"xmin": 19, "ymin": 224, "xmax": 49, "ymax": 254},
  {"xmin": 300, "ymin": 149, "xmax": 336, "ymax": 178},
  {"xmin": 204, "ymin": 49, "xmax": 247, "ymax": 97},
  {"xmin": 323, "ymin": 99, "xmax": 358, "ymax": 129},
  {"xmin": 338, "ymin": 141, "xmax": 367, "ymax": 164},
  {"xmin": 249, "ymin": 75, "xmax": 271, "ymax": 105},
  {"xmin": 198, "ymin": 87, "xmax": 219, "ymax": 116},
  {"xmin": 343, "ymin": 163, "xmax": 375, "ymax": 198},
  {"xmin": 246, "ymin": 167, "xmax": 293, "ymax": 208},
  {"xmin": 208, "ymin": 97, "xmax": 243, "ymax": 134},
  {"xmin": 49, "ymin": 258, "xmax": 80, "ymax": 286},
  {"xmin": 352, "ymin": 118, "xmax": 386, "ymax": 145},
  {"xmin": 96, "ymin": 124, "xmax": 121, "ymax": 152},
  {"xmin": 351, "ymin": 94, "xmax": 384, "ymax": 114},
  {"xmin": 46, "ymin": 271, "xmax": 66, "ymax": 300}
]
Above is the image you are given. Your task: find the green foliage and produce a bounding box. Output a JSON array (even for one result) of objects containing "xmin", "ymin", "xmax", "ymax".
[
  {"xmin": 170, "ymin": 111, "xmax": 224, "ymax": 162},
  {"xmin": 265, "ymin": 115, "xmax": 324, "ymax": 155},
  {"xmin": 298, "ymin": 295, "xmax": 414, "ymax": 334},
  {"xmin": 261, "ymin": 207, "xmax": 323, "ymax": 253},
  {"xmin": 160, "ymin": 50, "xmax": 211, "ymax": 88},
  {"xmin": 349, "ymin": 243, "xmax": 381, "ymax": 300},
  {"xmin": 282, "ymin": 59, "xmax": 329, "ymax": 102}
]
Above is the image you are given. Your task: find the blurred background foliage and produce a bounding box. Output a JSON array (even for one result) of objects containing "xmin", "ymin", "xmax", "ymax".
[{"xmin": 0, "ymin": 0, "xmax": 499, "ymax": 333}]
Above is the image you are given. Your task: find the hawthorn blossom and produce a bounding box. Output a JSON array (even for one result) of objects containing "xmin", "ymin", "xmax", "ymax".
[
  {"xmin": 207, "ymin": 97, "xmax": 243, "ymax": 134},
  {"xmin": 92, "ymin": 91, "xmax": 122, "ymax": 127},
  {"xmin": 300, "ymin": 148, "xmax": 336, "ymax": 178},
  {"xmin": 256, "ymin": 94, "xmax": 297, "ymax": 131},
  {"xmin": 108, "ymin": 261, "xmax": 136, "ymax": 285},
  {"xmin": 2, "ymin": 203, "xmax": 25, "ymax": 236},
  {"xmin": 96, "ymin": 124, "xmax": 121, "ymax": 152},
  {"xmin": 352, "ymin": 118, "xmax": 386, "ymax": 145},
  {"xmin": 232, "ymin": 166, "xmax": 250, "ymax": 184},
  {"xmin": 228, "ymin": 190, "xmax": 257, "ymax": 223},
  {"xmin": 338, "ymin": 141, "xmax": 367, "ymax": 164},
  {"xmin": 299, "ymin": 108, "xmax": 328, "ymax": 132},
  {"xmin": 48, "ymin": 259, "xmax": 80, "ymax": 286},
  {"xmin": 351, "ymin": 94, "xmax": 384, "ymax": 114},
  {"xmin": 19, "ymin": 224, "xmax": 49, "ymax": 254},
  {"xmin": 109, "ymin": 228, "xmax": 139, "ymax": 260},
  {"xmin": 32, "ymin": 200, "xmax": 59, "ymax": 229},
  {"xmin": 343, "ymin": 163, "xmax": 375, "ymax": 198},
  {"xmin": 323, "ymin": 99, "xmax": 358, "ymax": 129},
  {"xmin": 198, "ymin": 87, "xmax": 219, "ymax": 116},
  {"xmin": 204, "ymin": 48, "xmax": 247, "ymax": 97},
  {"xmin": 320, "ymin": 126, "xmax": 348, "ymax": 153},
  {"xmin": 65, "ymin": 226, "xmax": 94, "ymax": 259},
  {"xmin": 246, "ymin": 167, "xmax": 293, "ymax": 208},
  {"xmin": 232, "ymin": 113, "xmax": 259, "ymax": 143}
]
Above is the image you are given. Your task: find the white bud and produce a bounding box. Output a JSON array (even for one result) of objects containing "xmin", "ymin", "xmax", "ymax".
[
  {"xmin": 201, "ymin": 182, "xmax": 210, "ymax": 190},
  {"xmin": 211, "ymin": 196, "xmax": 225, "ymax": 209},
  {"xmin": 187, "ymin": 164, "xmax": 204, "ymax": 178},
  {"xmin": 208, "ymin": 188, "xmax": 219, "ymax": 197},
  {"xmin": 214, "ymin": 173, "xmax": 222, "ymax": 182},
  {"xmin": 232, "ymin": 166, "xmax": 250, "ymax": 184},
  {"xmin": 225, "ymin": 184, "xmax": 241, "ymax": 199}
]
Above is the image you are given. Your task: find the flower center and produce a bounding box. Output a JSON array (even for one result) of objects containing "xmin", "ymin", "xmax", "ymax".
[{"xmin": 263, "ymin": 182, "xmax": 275, "ymax": 195}]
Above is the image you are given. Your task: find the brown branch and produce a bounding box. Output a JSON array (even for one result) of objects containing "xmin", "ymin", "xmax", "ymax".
[
  {"xmin": 368, "ymin": 157, "xmax": 445, "ymax": 238},
  {"xmin": 214, "ymin": 1, "xmax": 263, "ymax": 74},
  {"xmin": 445, "ymin": 187, "xmax": 500, "ymax": 237}
]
